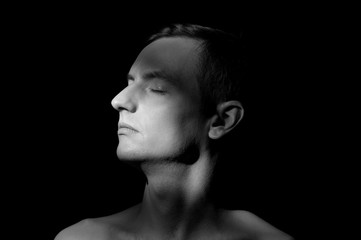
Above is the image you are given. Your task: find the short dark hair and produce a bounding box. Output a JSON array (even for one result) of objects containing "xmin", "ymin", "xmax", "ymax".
[{"xmin": 148, "ymin": 23, "xmax": 247, "ymax": 116}]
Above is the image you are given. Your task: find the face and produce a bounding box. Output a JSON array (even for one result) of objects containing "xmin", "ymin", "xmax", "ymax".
[{"xmin": 111, "ymin": 37, "xmax": 209, "ymax": 162}]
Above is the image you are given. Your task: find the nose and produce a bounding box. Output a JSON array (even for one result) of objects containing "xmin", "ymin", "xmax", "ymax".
[{"xmin": 111, "ymin": 86, "xmax": 137, "ymax": 112}]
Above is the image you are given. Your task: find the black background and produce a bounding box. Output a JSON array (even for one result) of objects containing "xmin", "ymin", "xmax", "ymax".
[{"xmin": 4, "ymin": 3, "xmax": 348, "ymax": 240}]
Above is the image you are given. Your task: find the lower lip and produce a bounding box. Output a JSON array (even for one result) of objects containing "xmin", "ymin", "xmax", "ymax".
[{"xmin": 118, "ymin": 128, "xmax": 137, "ymax": 135}]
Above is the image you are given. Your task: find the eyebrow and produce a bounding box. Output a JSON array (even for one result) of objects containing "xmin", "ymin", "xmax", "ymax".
[{"xmin": 127, "ymin": 70, "xmax": 177, "ymax": 85}]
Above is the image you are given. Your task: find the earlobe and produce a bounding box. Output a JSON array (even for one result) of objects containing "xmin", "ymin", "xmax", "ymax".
[{"xmin": 208, "ymin": 101, "xmax": 244, "ymax": 140}]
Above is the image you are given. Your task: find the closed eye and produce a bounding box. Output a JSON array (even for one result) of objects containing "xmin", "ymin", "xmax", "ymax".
[
  {"xmin": 149, "ymin": 88, "xmax": 167, "ymax": 95},
  {"xmin": 126, "ymin": 74, "xmax": 135, "ymax": 86},
  {"xmin": 127, "ymin": 79, "xmax": 134, "ymax": 86}
]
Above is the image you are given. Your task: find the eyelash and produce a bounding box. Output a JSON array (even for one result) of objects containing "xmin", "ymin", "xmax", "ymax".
[
  {"xmin": 127, "ymin": 79, "xmax": 134, "ymax": 85},
  {"xmin": 149, "ymin": 88, "xmax": 167, "ymax": 95},
  {"xmin": 126, "ymin": 79, "xmax": 167, "ymax": 95}
]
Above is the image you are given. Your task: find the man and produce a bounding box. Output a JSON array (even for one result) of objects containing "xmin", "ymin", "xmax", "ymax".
[{"xmin": 55, "ymin": 24, "xmax": 293, "ymax": 240}]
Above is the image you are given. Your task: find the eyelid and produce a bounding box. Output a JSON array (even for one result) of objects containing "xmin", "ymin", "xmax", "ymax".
[
  {"xmin": 149, "ymin": 88, "xmax": 167, "ymax": 95},
  {"xmin": 150, "ymin": 88, "xmax": 165, "ymax": 92},
  {"xmin": 124, "ymin": 76, "xmax": 168, "ymax": 94},
  {"xmin": 148, "ymin": 84, "xmax": 167, "ymax": 94},
  {"xmin": 127, "ymin": 78, "xmax": 134, "ymax": 85}
]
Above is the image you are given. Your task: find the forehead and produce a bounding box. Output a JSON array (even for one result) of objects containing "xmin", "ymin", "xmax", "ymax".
[{"xmin": 130, "ymin": 37, "xmax": 202, "ymax": 90}]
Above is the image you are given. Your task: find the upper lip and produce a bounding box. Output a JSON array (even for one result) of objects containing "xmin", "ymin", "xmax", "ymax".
[{"xmin": 118, "ymin": 122, "xmax": 138, "ymax": 132}]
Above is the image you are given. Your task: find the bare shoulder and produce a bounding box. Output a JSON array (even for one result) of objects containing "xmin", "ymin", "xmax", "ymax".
[
  {"xmin": 54, "ymin": 218, "xmax": 111, "ymax": 240},
  {"xmin": 225, "ymin": 210, "xmax": 294, "ymax": 240},
  {"xmin": 54, "ymin": 204, "xmax": 141, "ymax": 240}
]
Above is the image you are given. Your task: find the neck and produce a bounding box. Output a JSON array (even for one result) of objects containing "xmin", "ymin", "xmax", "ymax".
[{"xmin": 135, "ymin": 152, "xmax": 220, "ymax": 238}]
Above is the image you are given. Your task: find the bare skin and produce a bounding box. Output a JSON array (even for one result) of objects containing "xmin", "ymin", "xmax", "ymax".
[
  {"xmin": 55, "ymin": 203, "xmax": 292, "ymax": 240},
  {"xmin": 55, "ymin": 146, "xmax": 292, "ymax": 240},
  {"xmin": 55, "ymin": 37, "xmax": 293, "ymax": 240}
]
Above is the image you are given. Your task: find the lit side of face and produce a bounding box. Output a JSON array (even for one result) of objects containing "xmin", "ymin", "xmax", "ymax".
[{"xmin": 111, "ymin": 37, "xmax": 209, "ymax": 162}]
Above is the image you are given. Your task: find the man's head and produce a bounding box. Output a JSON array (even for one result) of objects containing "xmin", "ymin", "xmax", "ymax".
[
  {"xmin": 148, "ymin": 24, "xmax": 247, "ymax": 118},
  {"xmin": 111, "ymin": 24, "xmax": 246, "ymax": 162}
]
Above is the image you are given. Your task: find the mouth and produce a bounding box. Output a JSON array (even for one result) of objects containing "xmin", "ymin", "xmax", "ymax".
[{"xmin": 118, "ymin": 123, "xmax": 138, "ymax": 134}]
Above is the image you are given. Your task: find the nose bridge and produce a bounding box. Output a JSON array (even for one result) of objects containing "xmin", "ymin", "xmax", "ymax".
[{"xmin": 111, "ymin": 85, "xmax": 137, "ymax": 112}]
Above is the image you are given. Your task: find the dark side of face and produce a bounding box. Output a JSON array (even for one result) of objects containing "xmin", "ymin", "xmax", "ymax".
[{"xmin": 111, "ymin": 37, "xmax": 210, "ymax": 162}]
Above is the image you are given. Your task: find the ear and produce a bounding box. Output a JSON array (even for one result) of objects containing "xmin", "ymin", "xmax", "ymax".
[{"xmin": 208, "ymin": 101, "xmax": 244, "ymax": 139}]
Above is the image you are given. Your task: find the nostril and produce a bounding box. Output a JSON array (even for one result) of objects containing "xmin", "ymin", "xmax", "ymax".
[
  {"xmin": 110, "ymin": 90, "xmax": 137, "ymax": 113},
  {"xmin": 111, "ymin": 93, "xmax": 126, "ymax": 111},
  {"xmin": 111, "ymin": 97, "xmax": 119, "ymax": 111}
]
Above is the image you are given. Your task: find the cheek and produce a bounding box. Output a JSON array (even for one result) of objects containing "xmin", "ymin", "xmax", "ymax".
[
  {"xmin": 143, "ymin": 103, "xmax": 203, "ymax": 145},
  {"xmin": 145, "ymin": 107, "xmax": 183, "ymax": 136}
]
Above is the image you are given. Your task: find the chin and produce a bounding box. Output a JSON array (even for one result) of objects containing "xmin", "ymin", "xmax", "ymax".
[
  {"xmin": 116, "ymin": 146, "xmax": 159, "ymax": 162},
  {"xmin": 116, "ymin": 141, "xmax": 200, "ymax": 165},
  {"xmin": 116, "ymin": 148, "xmax": 143, "ymax": 161}
]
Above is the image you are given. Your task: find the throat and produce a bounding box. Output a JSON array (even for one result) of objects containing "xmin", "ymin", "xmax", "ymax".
[{"xmin": 136, "ymin": 157, "xmax": 218, "ymax": 236}]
